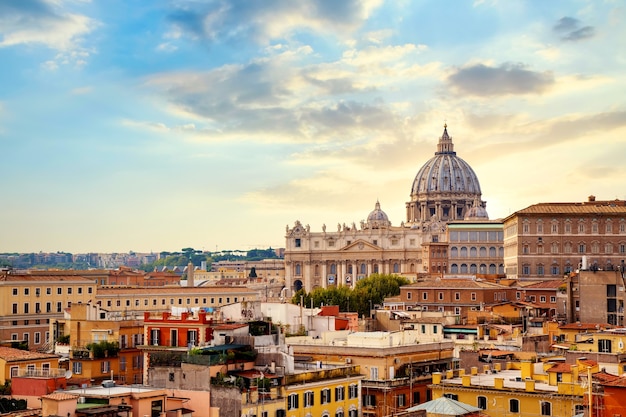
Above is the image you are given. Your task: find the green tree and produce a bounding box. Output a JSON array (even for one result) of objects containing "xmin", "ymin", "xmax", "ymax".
[{"xmin": 291, "ymin": 274, "xmax": 409, "ymax": 317}]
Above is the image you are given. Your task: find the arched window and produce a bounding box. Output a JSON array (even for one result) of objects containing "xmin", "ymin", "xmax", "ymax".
[
  {"xmin": 360, "ymin": 263, "xmax": 366, "ymax": 274},
  {"xmin": 537, "ymin": 264, "xmax": 544, "ymax": 276},
  {"xmin": 373, "ymin": 264, "xmax": 379, "ymax": 273},
  {"xmin": 477, "ymin": 396, "xmax": 487, "ymax": 410},
  {"xmin": 451, "ymin": 264, "xmax": 458, "ymax": 273},
  {"xmin": 330, "ymin": 263, "xmax": 336, "ymax": 274},
  {"xmin": 489, "ymin": 246, "xmax": 496, "ymax": 257},
  {"xmin": 479, "ymin": 264, "xmax": 487, "ymax": 274},
  {"xmin": 489, "ymin": 264, "xmax": 496, "ymax": 274},
  {"xmin": 509, "ymin": 399, "xmax": 519, "ymax": 413},
  {"xmin": 450, "ymin": 247, "xmax": 458, "ymax": 258},
  {"xmin": 479, "ymin": 247, "xmax": 487, "ymax": 257},
  {"xmin": 393, "ymin": 263, "xmax": 400, "ymax": 273},
  {"xmin": 541, "ymin": 401, "xmax": 551, "ymax": 416},
  {"xmin": 470, "ymin": 247, "xmax": 477, "ymax": 258},
  {"xmin": 460, "ymin": 264, "xmax": 468, "ymax": 273},
  {"xmin": 295, "ymin": 264, "xmax": 301, "ymax": 276},
  {"xmin": 347, "ymin": 264, "xmax": 353, "ymax": 274},
  {"xmin": 410, "ymin": 263, "xmax": 415, "ymax": 272},
  {"xmin": 460, "ymin": 247, "xmax": 468, "ymax": 258},
  {"xmin": 470, "ymin": 264, "xmax": 477, "ymax": 274}
]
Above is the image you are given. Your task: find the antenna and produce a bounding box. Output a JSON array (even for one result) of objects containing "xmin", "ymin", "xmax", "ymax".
[{"xmin": 65, "ymin": 370, "xmax": 73, "ymax": 379}]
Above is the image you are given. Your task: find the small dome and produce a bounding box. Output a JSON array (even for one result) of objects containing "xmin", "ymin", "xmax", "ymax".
[
  {"xmin": 464, "ymin": 198, "xmax": 489, "ymax": 220},
  {"xmin": 367, "ymin": 201, "xmax": 391, "ymax": 227}
]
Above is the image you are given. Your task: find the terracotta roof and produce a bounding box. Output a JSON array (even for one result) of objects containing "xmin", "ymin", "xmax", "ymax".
[
  {"xmin": 0, "ymin": 274, "xmax": 96, "ymax": 282},
  {"xmin": 509, "ymin": 200, "xmax": 626, "ymax": 216},
  {"xmin": 521, "ymin": 280, "xmax": 564, "ymax": 289},
  {"xmin": 0, "ymin": 346, "xmax": 59, "ymax": 362},
  {"xmin": 547, "ymin": 363, "xmax": 571, "ymax": 373},
  {"xmin": 42, "ymin": 392, "xmax": 79, "ymax": 401}
]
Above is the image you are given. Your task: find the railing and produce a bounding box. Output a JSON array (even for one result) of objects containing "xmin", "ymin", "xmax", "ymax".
[{"xmin": 17, "ymin": 368, "xmax": 67, "ymax": 378}]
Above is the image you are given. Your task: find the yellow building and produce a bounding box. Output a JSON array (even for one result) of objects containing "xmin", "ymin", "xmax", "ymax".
[
  {"xmin": 0, "ymin": 346, "xmax": 60, "ymax": 385},
  {"xmin": 283, "ymin": 366, "xmax": 362, "ymax": 417},
  {"xmin": 429, "ymin": 360, "xmax": 586, "ymax": 417},
  {"xmin": 0, "ymin": 271, "xmax": 95, "ymax": 350},
  {"xmin": 52, "ymin": 303, "xmax": 145, "ymax": 385}
]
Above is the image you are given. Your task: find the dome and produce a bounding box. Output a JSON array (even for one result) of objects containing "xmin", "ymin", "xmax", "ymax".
[
  {"xmin": 464, "ymin": 198, "xmax": 489, "ymax": 220},
  {"xmin": 406, "ymin": 125, "xmax": 485, "ymax": 225},
  {"xmin": 367, "ymin": 201, "xmax": 391, "ymax": 228},
  {"xmin": 410, "ymin": 125, "xmax": 481, "ymax": 197}
]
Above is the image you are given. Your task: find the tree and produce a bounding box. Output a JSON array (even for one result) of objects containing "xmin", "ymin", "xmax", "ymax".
[{"xmin": 290, "ymin": 274, "xmax": 409, "ymax": 317}]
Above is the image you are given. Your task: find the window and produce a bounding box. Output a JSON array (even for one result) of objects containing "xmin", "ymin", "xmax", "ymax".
[
  {"xmin": 550, "ymin": 296, "xmax": 556, "ymax": 303},
  {"xmin": 101, "ymin": 361, "xmax": 111, "ymax": 373},
  {"xmin": 335, "ymin": 386, "xmax": 345, "ymax": 401},
  {"xmin": 73, "ymin": 362, "xmax": 82, "ymax": 374},
  {"xmin": 422, "ymin": 292, "xmax": 428, "ymax": 300},
  {"xmin": 471, "ymin": 293, "xmax": 476, "ymax": 301},
  {"xmin": 413, "ymin": 392, "xmax": 420, "ymax": 405},
  {"xmin": 304, "ymin": 391, "xmax": 314, "ymax": 407},
  {"xmin": 12, "ymin": 288, "xmax": 18, "ymax": 296},
  {"xmin": 370, "ymin": 367, "xmax": 378, "ymax": 380},
  {"xmin": 396, "ymin": 394, "xmax": 405, "ymax": 407},
  {"xmin": 540, "ymin": 296, "xmax": 546, "ymax": 303},
  {"xmin": 120, "ymin": 356, "xmax": 127, "ymax": 371},
  {"xmin": 57, "ymin": 288, "xmax": 62, "ymax": 295},
  {"xmin": 363, "ymin": 395, "xmax": 376, "ymax": 407},
  {"xmin": 12, "ymin": 304, "xmax": 17, "ymax": 314},
  {"xmin": 57, "ymin": 302, "xmax": 62, "ymax": 312},
  {"xmin": 477, "ymin": 396, "xmax": 487, "ymax": 410},
  {"xmin": 34, "ymin": 332, "xmax": 41, "ymax": 344},
  {"xmin": 321, "ymin": 388, "xmax": 331, "ymax": 404},
  {"xmin": 348, "ymin": 384, "xmax": 358, "ymax": 399},
  {"xmin": 295, "ymin": 238, "xmax": 301, "ymax": 248},
  {"xmin": 438, "ymin": 292, "xmax": 444, "ymax": 301},
  {"xmin": 407, "ymin": 292, "xmax": 412, "ymax": 300},
  {"xmin": 540, "ymin": 401, "xmax": 551, "ymax": 416},
  {"xmin": 455, "ymin": 292, "xmax": 460, "ymax": 301},
  {"xmin": 537, "ymin": 265, "xmax": 544, "ymax": 275},
  {"xmin": 23, "ymin": 303, "xmax": 29, "ymax": 314},
  {"xmin": 433, "ymin": 325, "xmax": 438, "ymax": 334},
  {"xmin": 335, "ymin": 411, "xmax": 344, "ymax": 417},
  {"xmin": 276, "ymin": 410, "xmax": 286, "ymax": 417},
  {"xmin": 288, "ymin": 393, "xmax": 299, "ymax": 410},
  {"xmin": 509, "ymin": 399, "xmax": 519, "ymax": 413}
]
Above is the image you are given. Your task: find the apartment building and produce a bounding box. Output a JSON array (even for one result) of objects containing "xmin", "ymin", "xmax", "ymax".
[
  {"xmin": 503, "ymin": 196, "xmax": 626, "ymax": 280},
  {"xmin": 0, "ymin": 271, "xmax": 95, "ymax": 349}
]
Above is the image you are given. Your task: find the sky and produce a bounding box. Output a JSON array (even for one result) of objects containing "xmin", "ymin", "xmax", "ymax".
[{"xmin": 1, "ymin": 0, "xmax": 625, "ymax": 254}]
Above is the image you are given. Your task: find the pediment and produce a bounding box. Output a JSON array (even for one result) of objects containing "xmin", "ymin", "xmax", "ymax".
[{"xmin": 340, "ymin": 239, "xmax": 382, "ymax": 252}]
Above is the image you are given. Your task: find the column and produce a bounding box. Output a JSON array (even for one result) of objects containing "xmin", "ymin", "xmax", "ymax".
[{"xmin": 322, "ymin": 263, "xmax": 328, "ymax": 288}]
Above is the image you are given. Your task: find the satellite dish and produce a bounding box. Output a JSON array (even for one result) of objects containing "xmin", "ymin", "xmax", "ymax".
[{"xmin": 65, "ymin": 370, "xmax": 73, "ymax": 379}]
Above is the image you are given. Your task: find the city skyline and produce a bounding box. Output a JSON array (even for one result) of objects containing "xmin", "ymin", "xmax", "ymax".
[{"xmin": 1, "ymin": 1, "xmax": 625, "ymax": 253}]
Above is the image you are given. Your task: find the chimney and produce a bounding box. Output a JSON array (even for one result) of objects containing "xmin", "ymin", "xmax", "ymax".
[
  {"xmin": 187, "ymin": 261, "xmax": 195, "ymax": 288},
  {"xmin": 588, "ymin": 195, "xmax": 596, "ymax": 202},
  {"xmin": 432, "ymin": 372, "xmax": 442, "ymax": 385},
  {"xmin": 494, "ymin": 377, "xmax": 504, "ymax": 389},
  {"xmin": 521, "ymin": 361, "xmax": 534, "ymax": 380}
]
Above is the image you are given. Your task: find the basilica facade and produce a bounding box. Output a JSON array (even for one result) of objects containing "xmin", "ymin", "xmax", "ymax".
[{"xmin": 284, "ymin": 125, "xmax": 489, "ymax": 293}]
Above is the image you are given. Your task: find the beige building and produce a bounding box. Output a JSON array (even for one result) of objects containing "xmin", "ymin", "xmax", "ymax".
[
  {"xmin": 0, "ymin": 271, "xmax": 95, "ymax": 349},
  {"xmin": 285, "ymin": 125, "xmax": 488, "ymax": 293},
  {"xmin": 503, "ymin": 196, "xmax": 626, "ymax": 281},
  {"xmin": 95, "ymin": 285, "xmax": 259, "ymax": 317}
]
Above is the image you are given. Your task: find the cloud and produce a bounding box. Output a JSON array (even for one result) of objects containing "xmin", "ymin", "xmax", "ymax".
[
  {"xmin": 553, "ymin": 16, "xmax": 595, "ymax": 42},
  {"xmin": 447, "ymin": 63, "xmax": 555, "ymax": 96},
  {"xmin": 166, "ymin": 0, "xmax": 383, "ymax": 44}
]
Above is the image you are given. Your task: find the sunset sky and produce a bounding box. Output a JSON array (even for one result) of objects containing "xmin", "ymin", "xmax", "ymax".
[{"xmin": 1, "ymin": 0, "xmax": 625, "ymax": 253}]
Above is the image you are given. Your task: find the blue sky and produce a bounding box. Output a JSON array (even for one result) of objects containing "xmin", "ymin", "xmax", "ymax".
[{"xmin": 1, "ymin": 0, "xmax": 625, "ymax": 253}]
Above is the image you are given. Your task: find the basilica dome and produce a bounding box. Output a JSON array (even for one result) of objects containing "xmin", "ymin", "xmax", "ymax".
[
  {"xmin": 406, "ymin": 125, "xmax": 484, "ymax": 224},
  {"xmin": 367, "ymin": 201, "xmax": 391, "ymax": 228}
]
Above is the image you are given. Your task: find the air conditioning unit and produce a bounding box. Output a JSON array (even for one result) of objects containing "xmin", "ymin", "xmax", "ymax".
[{"xmin": 345, "ymin": 358, "xmax": 352, "ymax": 364}]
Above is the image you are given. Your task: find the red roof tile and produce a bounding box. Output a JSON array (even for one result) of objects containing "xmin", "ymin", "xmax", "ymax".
[{"xmin": 0, "ymin": 346, "xmax": 59, "ymax": 362}]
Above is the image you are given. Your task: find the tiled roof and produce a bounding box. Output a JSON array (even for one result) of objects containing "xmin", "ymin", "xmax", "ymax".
[
  {"xmin": 0, "ymin": 346, "xmax": 59, "ymax": 362},
  {"xmin": 0, "ymin": 274, "xmax": 96, "ymax": 282},
  {"xmin": 510, "ymin": 200, "xmax": 626, "ymax": 216},
  {"xmin": 547, "ymin": 363, "xmax": 571, "ymax": 373},
  {"xmin": 522, "ymin": 280, "xmax": 564, "ymax": 289},
  {"xmin": 42, "ymin": 392, "xmax": 79, "ymax": 401}
]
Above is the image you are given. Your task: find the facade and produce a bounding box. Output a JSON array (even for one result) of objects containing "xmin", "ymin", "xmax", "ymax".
[
  {"xmin": 95, "ymin": 286, "xmax": 258, "ymax": 318},
  {"xmin": 430, "ymin": 360, "xmax": 586, "ymax": 417},
  {"xmin": 502, "ymin": 196, "xmax": 626, "ymax": 280},
  {"xmin": 285, "ymin": 126, "xmax": 488, "ymax": 293},
  {"xmin": 0, "ymin": 271, "xmax": 95, "ymax": 349},
  {"xmin": 287, "ymin": 330, "xmax": 455, "ymax": 417},
  {"xmin": 398, "ymin": 277, "xmax": 517, "ymax": 321},
  {"xmin": 568, "ymin": 269, "xmax": 626, "ymax": 326},
  {"xmin": 0, "ymin": 346, "xmax": 60, "ymax": 386},
  {"xmin": 446, "ymin": 221, "xmax": 504, "ymax": 276},
  {"xmin": 52, "ymin": 303, "xmax": 145, "ymax": 386}
]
